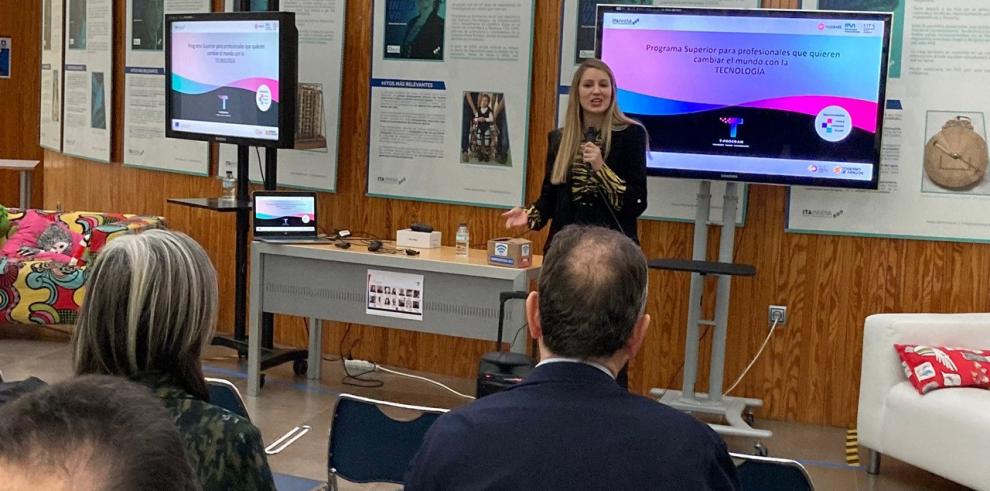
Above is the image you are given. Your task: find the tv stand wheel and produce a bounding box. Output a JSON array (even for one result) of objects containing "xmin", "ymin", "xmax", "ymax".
[
  {"xmin": 754, "ymin": 441, "xmax": 768, "ymax": 457},
  {"xmin": 743, "ymin": 410, "xmax": 755, "ymax": 426},
  {"xmin": 293, "ymin": 358, "xmax": 308, "ymax": 376}
]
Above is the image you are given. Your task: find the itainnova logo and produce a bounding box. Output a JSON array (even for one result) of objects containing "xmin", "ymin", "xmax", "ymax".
[{"xmin": 611, "ymin": 17, "xmax": 640, "ymax": 26}]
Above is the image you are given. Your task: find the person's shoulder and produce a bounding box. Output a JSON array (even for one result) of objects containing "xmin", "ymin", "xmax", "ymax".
[
  {"xmin": 614, "ymin": 122, "xmax": 647, "ymax": 140},
  {"xmin": 623, "ymin": 391, "xmax": 719, "ymax": 438},
  {"xmin": 430, "ymin": 389, "xmax": 525, "ymax": 432},
  {"xmin": 167, "ymin": 396, "xmax": 262, "ymax": 443}
]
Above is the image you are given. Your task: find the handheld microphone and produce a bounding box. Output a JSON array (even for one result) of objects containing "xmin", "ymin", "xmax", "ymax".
[
  {"xmin": 583, "ymin": 127, "xmax": 600, "ymax": 143},
  {"xmin": 583, "ymin": 127, "xmax": 626, "ymax": 236}
]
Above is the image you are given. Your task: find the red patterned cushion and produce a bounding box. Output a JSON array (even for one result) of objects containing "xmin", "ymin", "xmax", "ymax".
[{"xmin": 895, "ymin": 344, "xmax": 990, "ymax": 394}]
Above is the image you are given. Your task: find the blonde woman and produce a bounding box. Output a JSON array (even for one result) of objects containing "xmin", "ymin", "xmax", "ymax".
[
  {"xmin": 72, "ymin": 229, "xmax": 275, "ymax": 491},
  {"xmin": 503, "ymin": 59, "xmax": 648, "ymax": 253}
]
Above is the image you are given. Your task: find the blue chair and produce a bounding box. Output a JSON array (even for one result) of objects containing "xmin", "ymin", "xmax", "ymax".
[
  {"xmin": 327, "ymin": 393, "xmax": 447, "ymax": 490},
  {"xmin": 206, "ymin": 377, "xmax": 250, "ymax": 420},
  {"xmin": 732, "ymin": 452, "xmax": 815, "ymax": 491}
]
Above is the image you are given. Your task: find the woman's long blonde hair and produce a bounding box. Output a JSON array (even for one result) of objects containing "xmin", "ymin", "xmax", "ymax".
[{"xmin": 552, "ymin": 59, "xmax": 643, "ymax": 184}]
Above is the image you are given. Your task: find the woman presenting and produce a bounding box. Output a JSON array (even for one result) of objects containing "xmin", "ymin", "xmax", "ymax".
[
  {"xmin": 503, "ymin": 59, "xmax": 648, "ymax": 253},
  {"xmin": 504, "ymin": 59, "xmax": 647, "ymax": 389}
]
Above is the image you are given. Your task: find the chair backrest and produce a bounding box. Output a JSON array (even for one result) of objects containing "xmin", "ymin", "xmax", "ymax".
[
  {"xmin": 328, "ymin": 393, "xmax": 447, "ymax": 485},
  {"xmin": 206, "ymin": 377, "xmax": 250, "ymax": 421},
  {"xmin": 731, "ymin": 452, "xmax": 814, "ymax": 491}
]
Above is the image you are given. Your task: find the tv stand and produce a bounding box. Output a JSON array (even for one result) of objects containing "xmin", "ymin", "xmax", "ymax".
[
  {"xmin": 648, "ymin": 181, "xmax": 771, "ymax": 440},
  {"xmin": 173, "ymin": 0, "xmax": 307, "ymax": 379}
]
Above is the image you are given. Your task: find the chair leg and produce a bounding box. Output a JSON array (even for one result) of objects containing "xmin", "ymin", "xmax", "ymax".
[
  {"xmin": 327, "ymin": 471, "xmax": 338, "ymax": 491},
  {"xmin": 866, "ymin": 450, "xmax": 881, "ymax": 475}
]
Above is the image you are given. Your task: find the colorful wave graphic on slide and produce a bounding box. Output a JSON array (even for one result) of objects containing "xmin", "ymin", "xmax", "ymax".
[
  {"xmin": 171, "ymin": 74, "xmax": 280, "ymax": 102},
  {"xmin": 618, "ymin": 89, "xmax": 877, "ymax": 133},
  {"xmin": 255, "ymin": 212, "xmax": 311, "ymax": 220}
]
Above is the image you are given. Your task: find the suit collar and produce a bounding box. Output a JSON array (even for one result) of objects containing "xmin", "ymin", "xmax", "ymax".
[{"xmin": 518, "ymin": 361, "xmax": 622, "ymax": 389}]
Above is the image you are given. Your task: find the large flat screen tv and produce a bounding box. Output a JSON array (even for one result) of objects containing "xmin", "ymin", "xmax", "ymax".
[
  {"xmin": 597, "ymin": 6, "xmax": 892, "ymax": 189},
  {"xmin": 165, "ymin": 12, "xmax": 297, "ymax": 148}
]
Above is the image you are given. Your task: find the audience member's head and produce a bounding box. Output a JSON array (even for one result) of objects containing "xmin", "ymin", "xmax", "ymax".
[
  {"xmin": 527, "ymin": 225, "xmax": 650, "ymax": 367},
  {"xmin": 0, "ymin": 375, "xmax": 200, "ymax": 491},
  {"xmin": 72, "ymin": 229, "xmax": 218, "ymax": 400}
]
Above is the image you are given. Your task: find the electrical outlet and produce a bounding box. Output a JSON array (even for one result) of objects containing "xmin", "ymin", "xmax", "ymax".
[{"xmin": 768, "ymin": 305, "xmax": 787, "ymax": 327}]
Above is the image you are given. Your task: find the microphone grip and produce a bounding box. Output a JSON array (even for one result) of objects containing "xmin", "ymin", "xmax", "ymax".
[{"xmin": 583, "ymin": 127, "xmax": 599, "ymax": 143}]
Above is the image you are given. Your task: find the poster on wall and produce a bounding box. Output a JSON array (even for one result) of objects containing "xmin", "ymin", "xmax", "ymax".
[
  {"xmin": 0, "ymin": 37, "xmax": 10, "ymax": 78},
  {"xmin": 62, "ymin": 0, "xmax": 113, "ymax": 162},
  {"xmin": 366, "ymin": 0, "xmax": 535, "ymax": 208},
  {"xmin": 39, "ymin": 0, "xmax": 64, "ymax": 151},
  {"xmin": 123, "ymin": 0, "xmax": 210, "ymax": 175},
  {"xmin": 788, "ymin": 0, "xmax": 990, "ymax": 242},
  {"xmin": 557, "ymin": 0, "xmax": 755, "ymax": 224},
  {"xmin": 219, "ymin": 0, "xmax": 346, "ymax": 191}
]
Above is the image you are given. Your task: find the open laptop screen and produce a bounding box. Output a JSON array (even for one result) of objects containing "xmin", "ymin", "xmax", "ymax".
[{"xmin": 253, "ymin": 192, "xmax": 318, "ymax": 238}]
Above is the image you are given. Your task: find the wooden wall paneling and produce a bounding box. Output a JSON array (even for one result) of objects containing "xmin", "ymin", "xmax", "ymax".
[{"xmin": 0, "ymin": 0, "xmax": 44, "ymax": 208}]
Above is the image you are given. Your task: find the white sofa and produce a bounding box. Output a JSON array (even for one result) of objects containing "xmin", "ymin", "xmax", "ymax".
[{"xmin": 858, "ymin": 313, "xmax": 990, "ymax": 491}]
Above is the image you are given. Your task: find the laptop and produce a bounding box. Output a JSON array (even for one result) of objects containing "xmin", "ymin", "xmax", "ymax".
[{"xmin": 253, "ymin": 191, "xmax": 331, "ymax": 244}]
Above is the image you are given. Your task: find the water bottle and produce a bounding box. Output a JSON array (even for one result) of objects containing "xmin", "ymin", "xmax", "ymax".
[
  {"xmin": 221, "ymin": 170, "xmax": 236, "ymax": 202},
  {"xmin": 455, "ymin": 223, "xmax": 470, "ymax": 257}
]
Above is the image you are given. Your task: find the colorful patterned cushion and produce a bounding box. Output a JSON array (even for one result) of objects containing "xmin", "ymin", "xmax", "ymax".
[
  {"xmin": 0, "ymin": 211, "xmax": 53, "ymax": 256},
  {"xmin": 895, "ymin": 344, "xmax": 990, "ymax": 394}
]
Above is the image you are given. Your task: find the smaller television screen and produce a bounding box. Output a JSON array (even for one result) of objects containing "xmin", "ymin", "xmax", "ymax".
[
  {"xmin": 597, "ymin": 6, "xmax": 892, "ymax": 189},
  {"xmin": 165, "ymin": 12, "xmax": 297, "ymax": 148}
]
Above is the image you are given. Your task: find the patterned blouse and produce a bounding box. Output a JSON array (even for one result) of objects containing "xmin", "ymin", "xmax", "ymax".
[
  {"xmin": 136, "ymin": 373, "xmax": 277, "ymax": 491},
  {"xmin": 526, "ymin": 132, "xmax": 628, "ymax": 230}
]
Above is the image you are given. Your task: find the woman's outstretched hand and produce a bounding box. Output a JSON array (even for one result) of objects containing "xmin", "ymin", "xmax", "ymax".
[{"xmin": 502, "ymin": 207, "xmax": 528, "ymax": 229}]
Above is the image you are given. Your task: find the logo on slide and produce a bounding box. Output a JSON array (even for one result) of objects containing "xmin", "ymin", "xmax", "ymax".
[
  {"xmin": 256, "ymin": 84, "xmax": 273, "ymax": 112},
  {"xmin": 301, "ymin": 214, "xmax": 311, "ymax": 224},
  {"xmin": 611, "ymin": 17, "xmax": 640, "ymax": 26},
  {"xmin": 218, "ymin": 95, "xmax": 229, "ymax": 113},
  {"xmin": 814, "ymin": 106, "xmax": 852, "ymax": 143},
  {"xmin": 719, "ymin": 117, "xmax": 744, "ymax": 138}
]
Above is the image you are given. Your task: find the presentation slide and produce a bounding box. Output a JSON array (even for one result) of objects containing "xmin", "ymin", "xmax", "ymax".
[
  {"xmin": 169, "ymin": 20, "xmax": 281, "ymax": 140},
  {"xmin": 601, "ymin": 12, "xmax": 886, "ymax": 183},
  {"xmin": 255, "ymin": 196, "xmax": 315, "ymax": 232}
]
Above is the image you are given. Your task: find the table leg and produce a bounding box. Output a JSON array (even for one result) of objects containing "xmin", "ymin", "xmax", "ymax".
[
  {"xmin": 307, "ymin": 317, "xmax": 322, "ymax": 381},
  {"xmin": 19, "ymin": 171, "xmax": 30, "ymax": 209},
  {"xmin": 247, "ymin": 247, "xmax": 263, "ymax": 396}
]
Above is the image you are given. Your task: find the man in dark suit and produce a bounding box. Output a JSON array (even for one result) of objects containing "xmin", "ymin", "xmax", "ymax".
[{"xmin": 405, "ymin": 225, "xmax": 740, "ymax": 490}]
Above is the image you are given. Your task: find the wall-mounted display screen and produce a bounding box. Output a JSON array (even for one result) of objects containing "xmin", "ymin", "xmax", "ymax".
[
  {"xmin": 597, "ymin": 6, "xmax": 892, "ymax": 189},
  {"xmin": 165, "ymin": 12, "xmax": 297, "ymax": 148}
]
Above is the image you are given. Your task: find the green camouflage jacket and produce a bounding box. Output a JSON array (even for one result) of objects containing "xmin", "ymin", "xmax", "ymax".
[{"xmin": 136, "ymin": 373, "xmax": 277, "ymax": 491}]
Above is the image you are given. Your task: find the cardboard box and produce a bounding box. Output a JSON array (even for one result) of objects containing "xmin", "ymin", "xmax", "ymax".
[
  {"xmin": 487, "ymin": 237, "xmax": 533, "ymax": 268},
  {"xmin": 397, "ymin": 229, "xmax": 442, "ymax": 249}
]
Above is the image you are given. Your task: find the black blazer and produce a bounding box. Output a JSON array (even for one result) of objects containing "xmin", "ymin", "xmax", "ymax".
[
  {"xmin": 405, "ymin": 362, "xmax": 740, "ymax": 491},
  {"xmin": 532, "ymin": 125, "xmax": 648, "ymax": 253}
]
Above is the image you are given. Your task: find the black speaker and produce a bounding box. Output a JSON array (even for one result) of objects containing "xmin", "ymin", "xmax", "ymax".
[
  {"xmin": 476, "ymin": 291, "xmax": 534, "ymax": 398},
  {"xmin": 476, "ymin": 351, "xmax": 533, "ymax": 398}
]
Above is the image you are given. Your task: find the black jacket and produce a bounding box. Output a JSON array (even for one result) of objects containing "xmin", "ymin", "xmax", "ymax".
[
  {"xmin": 405, "ymin": 362, "xmax": 740, "ymax": 490},
  {"xmin": 532, "ymin": 125, "xmax": 648, "ymax": 253}
]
